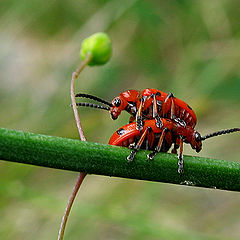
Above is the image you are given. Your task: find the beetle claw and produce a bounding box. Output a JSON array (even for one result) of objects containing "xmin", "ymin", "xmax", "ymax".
[
  {"xmin": 127, "ymin": 150, "xmax": 136, "ymax": 162},
  {"xmin": 128, "ymin": 143, "xmax": 136, "ymax": 149},
  {"xmin": 147, "ymin": 152, "xmax": 155, "ymax": 161}
]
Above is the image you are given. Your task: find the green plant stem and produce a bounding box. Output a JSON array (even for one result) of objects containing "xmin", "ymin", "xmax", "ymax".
[{"xmin": 0, "ymin": 127, "xmax": 239, "ymax": 191}]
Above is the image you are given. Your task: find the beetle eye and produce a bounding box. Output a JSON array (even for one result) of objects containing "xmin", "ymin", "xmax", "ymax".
[
  {"xmin": 195, "ymin": 132, "xmax": 201, "ymax": 142},
  {"xmin": 113, "ymin": 98, "xmax": 121, "ymax": 107}
]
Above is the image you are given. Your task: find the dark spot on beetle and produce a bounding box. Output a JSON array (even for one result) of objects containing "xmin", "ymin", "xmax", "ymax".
[
  {"xmin": 187, "ymin": 104, "xmax": 192, "ymax": 110},
  {"xmin": 117, "ymin": 128, "xmax": 125, "ymax": 135},
  {"xmin": 156, "ymin": 92, "xmax": 161, "ymax": 96}
]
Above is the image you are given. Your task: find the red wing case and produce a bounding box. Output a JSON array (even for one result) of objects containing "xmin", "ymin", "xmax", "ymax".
[{"xmin": 109, "ymin": 122, "xmax": 139, "ymax": 146}]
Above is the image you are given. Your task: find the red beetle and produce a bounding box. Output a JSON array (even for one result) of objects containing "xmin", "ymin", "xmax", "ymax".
[
  {"xmin": 109, "ymin": 119, "xmax": 240, "ymax": 173},
  {"xmin": 75, "ymin": 88, "xmax": 197, "ymax": 131},
  {"xmin": 73, "ymin": 93, "xmax": 239, "ymax": 173}
]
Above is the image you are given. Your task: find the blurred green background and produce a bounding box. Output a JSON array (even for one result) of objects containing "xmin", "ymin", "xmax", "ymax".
[{"xmin": 0, "ymin": 0, "xmax": 240, "ymax": 239}]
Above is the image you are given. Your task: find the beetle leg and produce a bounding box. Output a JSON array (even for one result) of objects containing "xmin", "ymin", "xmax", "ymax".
[
  {"xmin": 152, "ymin": 94, "xmax": 163, "ymax": 128},
  {"xmin": 177, "ymin": 136, "xmax": 184, "ymax": 173},
  {"xmin": 162, "ymin": 92, "xmax": 176, "ymax": 119},
  {"xmin": 152, "ymin": 94, "xmax": 158, "ymax": 117},
  {"xmin": 136, "ymin": 97, "xmax": 146, "ymax": 131},
  {"xmin": 127, "ymin": 127, "xmax": 150, "ymax": 162},
  {"xmin": 147, "ymin": 127, "xmax": 168, "ymax": 161},
  {"xmin": 170, "ymin": 97, "xmax": 176, "ymax": 119}
]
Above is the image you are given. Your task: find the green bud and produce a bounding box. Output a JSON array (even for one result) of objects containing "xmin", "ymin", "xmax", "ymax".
[{"xmin": 80, "ymin": 32, "xmax": 112, "ymax": 66}]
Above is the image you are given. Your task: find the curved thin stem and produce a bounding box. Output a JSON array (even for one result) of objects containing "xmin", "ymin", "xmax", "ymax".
[
  {"xmin": 70, "ymin": 52, "xmax": 92, "ymax": 141},
  {"xmin": 57, "ymin": 172, "xmax": 86, "ymax": 240},
  {"xmin": 58, "ymin": 53, "xmax": 92, "ymax": 240}
]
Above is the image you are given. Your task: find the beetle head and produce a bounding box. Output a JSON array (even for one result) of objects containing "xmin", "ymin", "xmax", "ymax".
[
  {"xmin": 185, "ymin": 129, "xmax": 202, "ymax": 153},
  {"xmin": 110, "ymin": 96, "xmax": 128, "ymax": 120}
]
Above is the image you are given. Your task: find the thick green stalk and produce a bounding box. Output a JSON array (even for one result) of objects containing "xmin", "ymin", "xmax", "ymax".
[{"xmin": 0, "ymin": 127, "xmax": 239, "ymax": 191}]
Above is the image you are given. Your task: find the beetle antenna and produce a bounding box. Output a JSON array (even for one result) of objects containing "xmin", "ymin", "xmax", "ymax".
[
  {"xmin": 75, "ymin": 93, "xmax": 112, "ymax": 107},
  {"xmin": 201, "ymin": 128, "xmax": 240, "ymax": 141},
  {"xmin": 74, "ymin": 102, "xmax": 110, "ymax": 111}
]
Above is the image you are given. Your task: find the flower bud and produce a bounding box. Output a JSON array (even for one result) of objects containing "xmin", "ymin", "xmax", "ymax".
[{"xmin": 80, "ymin": 32, "xmax": 112, "ymax": 66}]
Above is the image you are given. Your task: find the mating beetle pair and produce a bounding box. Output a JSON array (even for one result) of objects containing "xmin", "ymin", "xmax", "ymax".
[{"xmin": 75, "ymin": 88, "xmax": 240, "ymax": 173}]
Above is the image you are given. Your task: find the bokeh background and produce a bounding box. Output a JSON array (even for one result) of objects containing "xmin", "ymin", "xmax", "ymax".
[{"xmin": 0, "ymin": 0, "xmax": 240, "ymax": 239}]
